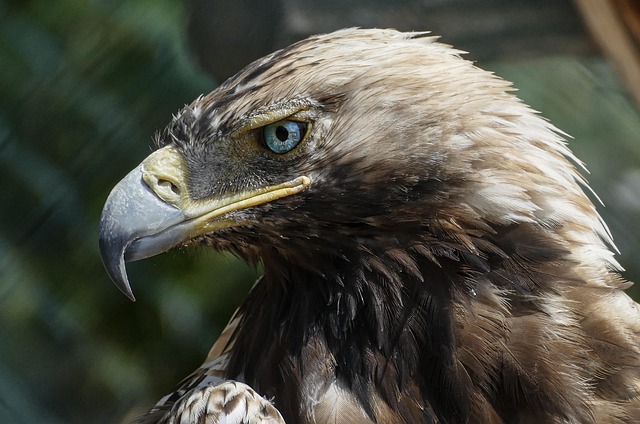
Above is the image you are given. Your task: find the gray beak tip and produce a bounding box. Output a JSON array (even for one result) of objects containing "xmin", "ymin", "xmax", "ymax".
[
  {"xmin": 98, "ymin": 232, "xmax": 137, "ymax": 302},
  {"xmin": 123, "ymin": 289, "xmax": 137, "ymax": 302}
]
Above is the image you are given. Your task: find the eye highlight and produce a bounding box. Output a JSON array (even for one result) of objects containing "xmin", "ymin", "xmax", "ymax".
[{"xmin": 262, "ymin": 120, "xmax": 307, "ymax": 154}]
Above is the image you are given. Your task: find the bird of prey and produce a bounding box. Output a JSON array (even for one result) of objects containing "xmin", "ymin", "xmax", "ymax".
[{"xmin": 99, "ymin": 28, "xmax": 640, "ymax": 423}]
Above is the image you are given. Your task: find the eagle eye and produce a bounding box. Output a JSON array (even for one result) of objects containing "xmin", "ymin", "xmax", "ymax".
[{"xmin": 262, "ymin": 120, "xmax": 307, "ymax": 154}]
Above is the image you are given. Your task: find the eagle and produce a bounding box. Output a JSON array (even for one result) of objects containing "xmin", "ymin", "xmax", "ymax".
[{"xmin": 99, "ymin": 28, "xmax": 640, "ymax": 423}]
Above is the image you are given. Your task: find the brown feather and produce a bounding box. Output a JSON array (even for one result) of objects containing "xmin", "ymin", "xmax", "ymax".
[{"xmin": 130, "ymin": 28, "xmax": 640, "ymax": 423}]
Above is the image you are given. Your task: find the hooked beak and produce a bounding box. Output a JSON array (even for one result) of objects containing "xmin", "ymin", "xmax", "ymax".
[{"xmin": 98, "ymin": 145, "xmax": 310, "ymax": 301}]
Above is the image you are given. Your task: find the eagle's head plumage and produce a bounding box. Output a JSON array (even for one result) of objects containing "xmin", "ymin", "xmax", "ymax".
[{"xmin": 99, "ymin": 29, "xmax": 640, "ymax": 423}]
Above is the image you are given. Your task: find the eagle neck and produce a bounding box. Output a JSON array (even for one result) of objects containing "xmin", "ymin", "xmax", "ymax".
[{"xmin": 226, "ymin": 247, "xmax": 457, "ymax": 422}]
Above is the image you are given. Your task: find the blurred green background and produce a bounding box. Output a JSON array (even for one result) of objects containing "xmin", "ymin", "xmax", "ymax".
[{"xmin": 1, "ymin": 0, "xmax": 639, "ymax": 422}]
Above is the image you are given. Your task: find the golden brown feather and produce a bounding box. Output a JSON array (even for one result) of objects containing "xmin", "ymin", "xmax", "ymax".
[{"xmin": 98, "ymin": 28, "xmax": 640, "ymax": 424}]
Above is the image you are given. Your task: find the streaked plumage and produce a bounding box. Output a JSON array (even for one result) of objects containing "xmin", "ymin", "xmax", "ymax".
[{"xmin": 99, "ymin": 29, "xmax": 640, "ymax": 423}]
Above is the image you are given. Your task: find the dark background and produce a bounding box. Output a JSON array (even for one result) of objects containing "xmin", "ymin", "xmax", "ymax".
[{"xmin": 1, "ymin": 0, "xmax": 639, "ymax": 422}]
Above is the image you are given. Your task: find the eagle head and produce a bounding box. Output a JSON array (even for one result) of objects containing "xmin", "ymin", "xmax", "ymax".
[{"xmin": 100, "ymin": 28, "xmax": 616, "ymax": 299}]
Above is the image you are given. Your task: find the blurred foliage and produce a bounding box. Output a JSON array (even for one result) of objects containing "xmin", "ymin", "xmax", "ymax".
[
  {"xmin": 0, "ymin": 1, "xmax": 639, "ymax": 423},
  {"xmin": 0, "ymin": 0, "xmax": 258, "ymax": 422}
]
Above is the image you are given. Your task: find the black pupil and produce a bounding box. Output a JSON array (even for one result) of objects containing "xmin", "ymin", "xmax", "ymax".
[{"xmin": 275, "ymin": 125, "xmax": 289, "ymax": 142}]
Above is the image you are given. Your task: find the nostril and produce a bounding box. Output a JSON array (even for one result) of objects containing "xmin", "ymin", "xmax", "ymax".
[
  {"xmin": 158, "ymin": 178, "xmax": 180, "ymax": 196},
  {"xmin": 144, "ymin": 172, "xmax": 182, "ymax": 205},
  {"xmin": 140, "ymin": 145, "xmax": 186, "ymax": 206}
]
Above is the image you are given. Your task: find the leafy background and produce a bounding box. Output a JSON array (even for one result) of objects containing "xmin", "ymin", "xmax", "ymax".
[{"xmin": 1, "ymin": 0, "xmax": 639, "ymax": 423}]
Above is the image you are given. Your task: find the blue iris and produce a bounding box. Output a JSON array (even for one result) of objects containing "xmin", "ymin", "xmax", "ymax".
[{"xmin": 263, "ymin": 120, "xmax": 306, "ymax": 154}]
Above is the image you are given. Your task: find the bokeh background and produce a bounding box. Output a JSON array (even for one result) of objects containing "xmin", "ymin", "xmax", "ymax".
[{"xmin": 1, "ymin": 0, "xmax": 639, "ymax": 422}]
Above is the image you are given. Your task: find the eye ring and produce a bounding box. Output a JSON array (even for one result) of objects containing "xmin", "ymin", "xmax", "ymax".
[{"xmin": 262, "ymin": 120, "xmax": 308, "ymax": 154}]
